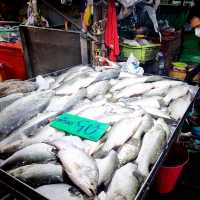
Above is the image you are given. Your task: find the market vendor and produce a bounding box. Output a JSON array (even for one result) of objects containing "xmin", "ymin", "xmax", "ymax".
[{"xmin": 185, "ymin": 2, "xmax": 200, "ymax": 84}]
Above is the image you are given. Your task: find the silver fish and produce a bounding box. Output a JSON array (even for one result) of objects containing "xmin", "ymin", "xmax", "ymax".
[
  {"xmin": 128, "ymin": 96, "xmax": 163, "ymax": 109},
  {"xmin": 0, "ymin": 93, "xmax": 23, "ymax": 112},
  {"xmin": 155, "ymin": 118, "xmax": 171, "ymax": 140},
  {"xmin": 0, "ymin": 91, "xmax": 53, "ymax": 139},
  {"xmin": 0, "ymin": 111, "xmax": 58, "ymax": 153},
  {"xmin": 45, "ymin": 95, "xmax": 70, "ymax": 112},
  {"xmin": 78, "ymin": 105, "xmax": 112, "ymax": 120},
  {"xmin": 163, "ymin": 85, "xmax": 189, "ymax": 105},
  {"xmin": 106, "ymin": 163, "xmax": 139, "ymax": 200},
  {"xmin": 144, "ymin": 85, "xmax": 169, "ymax": 97},
  {"xmin": 96, "ymin": 150, "xmax": 119, "ymax": 186},
  {"xmin": 87, "ymin": 81, "xmax": 111, "ymax": 99},
  {"xmin": 101, "ymin": 117, "xmax": 142, "ymax": 153},
  {"xmin": 51, "ymin": 136, "xmax": 89, "ymax": 153},
  {"xmin": 0, "ymin": 125, "xmax": 65, "ymax": 154},
  {"xmin": 95, "ymin": 69, "xmax": 120, "ymax": 82},
  {"xmin": 133, "ymin": 114, "xmax": 154, "ymax": 140},
  {"xmin": 110, "ymin": 77, "xmax": 149, "ymax": 92},
  {"xmin": 55, "ymin": 73, "xmax": 96, "ymax": 95},
  {"xmin": 136, "ymin": 123, "xmax": 166, "ymax": 177},
  {"xmin": 8, "ymin": 163, "xmax": 64, "ymax": 187},
  {"xmin": 152, "ymin": 80, "xmax": 184, "ymax": 88},
  {"xmin": 118, "ymin": 139, "xmax": 140, "ymax": 167},
  {"xmin": 0, "ymin": 80, "xmax": 38, "ymax": 96},
  {"xmin": 84, "ymin": 140, "xmax": 104, "ymax": 156},
  {"xmin": 1, "ymin": 143, "xmax": 56, "ymax": 170},
  {"xmin": 118, "ymin": 115, "xmax": 154, "ymax": 166},
  {"xmin": 36, "ymin": 184, "xmax": 84, "ymax": 200},
  {"xmin": 69, "ymin": 99, "xmax": 106, "ymax": 115},
  {"xmin": 97, "ymin": 109, "xmax": 144, "ymax": 125},
  {"xmin": 115, "ymin": 83, "xmax": 154, "ymax": 99},
  {"xmin": 141, "ymin": 106, "xmax": 171, "ymax": 120},
  {"xmin": 53, "ymin": 65, "xmax": 93, "ymax": 87},
  {"xmin": 168, "ymin": 94, "xmax": 192, "ymax": 121},
  {"xmin": 58, "ymin": 146, "xmax": 99, "ymax": 197}
]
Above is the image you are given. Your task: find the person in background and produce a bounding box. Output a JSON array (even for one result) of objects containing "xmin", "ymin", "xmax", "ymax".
[
  {"xmin": 185, "ymin": 2, "xmax": 200, "ymax": 121},
  {"xmin": 185, "ymin": 2, "xmax": 200, "ymax": 84}
]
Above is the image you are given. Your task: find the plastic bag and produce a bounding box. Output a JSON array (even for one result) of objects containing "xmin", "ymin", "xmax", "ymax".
[{"xmin": 122, "ymin": 54, "xmax": 144, "ymax": 75}]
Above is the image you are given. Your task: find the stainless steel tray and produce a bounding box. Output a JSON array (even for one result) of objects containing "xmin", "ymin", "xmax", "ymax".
[{"xmin": 0, "ymin": 67, "xmax": 199, "ymax": 200}]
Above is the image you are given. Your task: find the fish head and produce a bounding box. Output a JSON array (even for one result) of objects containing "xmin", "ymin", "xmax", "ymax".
[{"xmin": 76, "ymin": 175, "xmax": 97, "ymax": 197}]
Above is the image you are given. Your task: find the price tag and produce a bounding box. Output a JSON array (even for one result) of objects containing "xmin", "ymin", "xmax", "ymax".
[{"xmin": 50, "ymin": 113, "xmax": 110, "ymax": 141}]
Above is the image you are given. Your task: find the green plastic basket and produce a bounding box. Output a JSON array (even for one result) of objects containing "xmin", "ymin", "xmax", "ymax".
[{"xmin": 120, "ymin": 43, "xmax": 161, "ymax": 63}]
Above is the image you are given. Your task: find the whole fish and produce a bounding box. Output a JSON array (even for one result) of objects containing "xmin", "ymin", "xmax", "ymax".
[
  {"xmin": 78, "ymin": 105, "xmax": 112, "ymax": 120},
  {"xmin": 56, "ymin": 88, "xmax": 87, "ymax": 114},
  {"xmin": 97, "ymin": 109, "xmax": 144, "ymax": 125},
  {"xmin": 115, "ymin": 83, "xmax": 154, "ymax": 99},
  {"xmin": 53, "ymin": 65, "xmax": 93, "ymax": 87},
  {"xmin": 168, "ymin": 94, "xmax": 192, "ymax": 121},
  {"xmin": 8, "ymin": 163, "xmax": 64, "ymax": 187},
  {"xmin": 1, "ymin": 143, "xmax": 56, "ymax": 170},
  {"xmin": 133, "ymin": 114, "xmax": 154, "ymax": 140},
  {"xmin": 155, "ymin": 118, "xmax": 171, "ymax": 140},
  {"xmin": 96, "ymin": 150, "xmax": 119, "ymax": 186},
  {"xmin": 0, "ymin": 80, "xmax": 38, "ymax": 96},
  {"xmin": 136, "ymin": 124, "xmax": 166, "ymax": 177},
  {"xmin": 118, "ymin": 115, "xmax": 154, "ymax": 166},
  {"xmin": 141, "ymin": 106, "xmax": 171, "ymax": 120},
  {"xmin": 36, "ymin": 184, "xmax": 84, "ymax": 200},
  {"xmin": 0, "ymin": 93, "xmax": 23, "ymax": 112},
  {"xmin": 86, "ymin": 81, "xmax": 111, "ymax": 99},
  {"xmin": 84, "ymin": 140, "xmax": 104, "ymax": 156},
  {"xmin": 106, "ymin": 163, "xmax": 139, "ymax": 200},
  {"xmin": 163, "ymin": 85, "xmax": 189, "ymax": 105},
  {"xmin": 128, "ymin": 96, "xmax": 163, "ymax": 109},
  {"xmin": 55, "ymin": 73, "xmax": 96, "ymax": 95},
  {"xmin": 94, "ymin": 69, "xmax": 120, "ymax": 82},
  {"xmin": 51, "ymin": 136, "xmax": 89, "ymax": 153},
  {"xmin": 45, "ymin": 95, "xmax": 70, "ymax": 112},
  {"xmin": 144, "ymin": 85, "xmax": 169, "ymax": 97},
  {"xmin": 110, "ymin": 77, "xmax": 149, "ymax": 92},
  {"xmin": 111, "ymin": 75, "xmax": 162, "ymax": 92},
  {"xmin": 58, "ymin": 146, "xmax": 99, "ymax": 197},
  {"xmin": 152, "ymin": 80, "xmax": 183, "ymax": 88},
  {"xmin": 0, "ymin": 91, "xmax": 53, "ymax": 139},
  {"xmin": 69, "ymin": 99, "xmax": 106, "ymax": 115},
  {"xmin": 0, "ymin": 125, "xmax": 65, "ymax": 154},
  {"xmin": 6, "ymin": 111, "xmax": 58, "ymax": 138},
  {"xmin": 101, "ymin": 117, "xmax": 142, "ymax": 154},
  {"xmin": 63, "ymin": 66, "xmax": 94, "ymax": 83},
  {"xmin": 118, "ymin": 139, "xmax": 140, "ymax": 166}
]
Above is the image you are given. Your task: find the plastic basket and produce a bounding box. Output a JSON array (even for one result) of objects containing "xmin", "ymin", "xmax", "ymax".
[{"xmin": 120, "ymin": 43, "xmax": 160, "ymax": 63}]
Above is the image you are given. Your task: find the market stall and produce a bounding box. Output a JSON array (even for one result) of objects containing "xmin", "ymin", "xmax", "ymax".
[
  {"xmin": 0, "ymin": 65, "xmax": 199, "ymax": 200},
  {"xmin": 0, "ymin": 0, "xmax": 200, "ymax": 200}
]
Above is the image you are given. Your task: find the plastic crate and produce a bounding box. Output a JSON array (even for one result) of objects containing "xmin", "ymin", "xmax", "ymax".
[
  {"xmin": 120, "ymin": 43, "xmax": 160, "ymax": 63},
  {"xmin": 0, "ymin": 42, "xmax": 27, "ymax": 80}
]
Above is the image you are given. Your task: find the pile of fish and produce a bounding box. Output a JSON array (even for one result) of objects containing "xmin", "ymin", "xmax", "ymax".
[{"xmin": 0, "ymin": 65, "xmax": 198, "ymax": 200}]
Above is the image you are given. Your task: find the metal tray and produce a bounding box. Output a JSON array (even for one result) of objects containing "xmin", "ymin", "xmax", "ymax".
[{"xmin": 0, "ymin": 67, "xmax": 199, "ymax": 200}]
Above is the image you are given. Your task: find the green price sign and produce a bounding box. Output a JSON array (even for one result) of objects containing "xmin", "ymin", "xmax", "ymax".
[{"xmin": 50, "ymin": 113, "xmax": 110, "ymax": 141}]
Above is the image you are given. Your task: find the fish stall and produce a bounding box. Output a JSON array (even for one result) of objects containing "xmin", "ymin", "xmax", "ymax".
[{"xmin": 0, "ymin": 65, "xmax": 199, "ymax": 200}]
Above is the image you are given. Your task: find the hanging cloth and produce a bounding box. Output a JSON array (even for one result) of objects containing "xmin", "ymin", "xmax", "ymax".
[{"xmin": 104, "ymin": 0, "xmax": 120, "ymax": 62}]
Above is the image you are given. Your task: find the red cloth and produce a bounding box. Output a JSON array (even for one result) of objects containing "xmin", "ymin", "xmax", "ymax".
[{"xmin": 104, "ymin": 0, "xmax": 120, "ymax": 62}]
